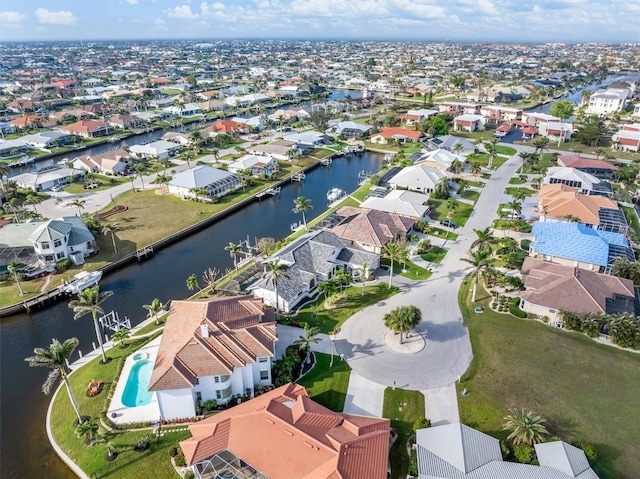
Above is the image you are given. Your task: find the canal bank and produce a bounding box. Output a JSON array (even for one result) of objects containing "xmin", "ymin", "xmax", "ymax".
[{"xmin": 0, "ymin": 149, "xmax": 385, "ymax": 479}]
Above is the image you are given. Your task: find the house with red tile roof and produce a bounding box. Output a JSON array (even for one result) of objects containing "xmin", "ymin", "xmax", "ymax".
[
  {"xmin": 62, "ymin": 119, "xmax": 110, "ymax": 138},
  {"xmin": 148, "ymin": 296, "xmax": 277, "ymax": 421},
  {"xmin": 212, "ymin": 119, "xmax": 248, "ymax": 134},
  {"xmin": 370, "ymin": 127, "xmax": 425, "ymax": 144},
  {"xmin": 453, "ymin": 114, "xmax": 485, "ymax": 132},
  {"xmin": 180, "ymin": 383, "xmax": 391, "ymax": 479},
  {"xmin": 8, "ymin": 115, "xmax": 45, "ymax": 130},
  {"xmin": 557, "ymin": 154, "xmax": 617, "ymax": 179},
  {"xmin": 612, "ymin": 124, "xmax": 640, "ymax": 153}
]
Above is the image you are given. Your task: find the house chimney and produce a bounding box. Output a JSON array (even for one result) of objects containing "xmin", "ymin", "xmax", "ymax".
[{"xmin": 200, "ymin": 323, "xmax": 209, "ymax": 338}]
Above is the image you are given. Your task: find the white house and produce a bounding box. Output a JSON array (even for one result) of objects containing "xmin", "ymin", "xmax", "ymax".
[
  {"xmin": 586, "ymin": 90, "xmax": 628, "ymax": 116},
  {"xmin": 388, "ymin": 164, "xmax": 451, "ymax": 194},
  {"xmin": 453, "ymin": 114, "xmax": 485, "ymax": 132},
  {"xmin": 414, "ymin": 148, "xmax": 462, "ymax": 171},
  {"xmin": 73, "ymin": 148, "xmax": 133, "ymax": 176},
  {"xmin": 227, "ymin": 154, "xmax": 278, "ymax": 177},
  {"xmin": 538, "ymin": 121, "xmax": 573, "ymax": 142},
  {"xmin": 129, "ymin": 140, "xmax": 181, "ymax": 160},
  {"xmin": 148, "ymin": 296, "xmax": 277, "ymax": 421},
  {"xmin": 167, "ymin": 165, "xmax": 242, "ymax": 199},
  {"xmin": 544, "ymin": 167, "xmax": 613, "ymax": 197},
  {"xmin": 29, "ymin": 216, "xmax": 97, "ymax": 266},
  {"xmin": 360, "ymin": 189, "xmax": 431, "ymax": 219},
  {"xmin": 12, "ymin": 167, "xmax": 86, "ymax": 192},
  {"xmin": 250, "ymin": 230, "xmax": 379, "ymax": 313},
  {"xmin": 164, "ymin": 103, "xmax": 203, "ymax": 117},
  {"xmin": 21, "ymin": 131, "xmax": 73, "ymax": 149}
]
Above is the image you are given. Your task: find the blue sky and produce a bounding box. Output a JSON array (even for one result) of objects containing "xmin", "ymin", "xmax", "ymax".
[{"xmin": 0, "ymin": 0, "xmax": 638, "ymax": 42}]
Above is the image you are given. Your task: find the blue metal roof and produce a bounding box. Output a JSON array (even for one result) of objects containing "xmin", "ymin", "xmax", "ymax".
[{"xmin": 531, "ymin": 222, "xmax": 631, "ymax": 267}]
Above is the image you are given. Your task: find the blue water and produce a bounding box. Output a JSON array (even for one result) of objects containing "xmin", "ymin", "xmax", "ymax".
[{"xmin": 121, "ymin": 359, "xmax": 154, "ymax": 407}]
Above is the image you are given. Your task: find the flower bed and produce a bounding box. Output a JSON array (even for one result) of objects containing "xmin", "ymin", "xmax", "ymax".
[{"xmin": 95, "ymin": 205, "xmax": 128, "ymax": 219}]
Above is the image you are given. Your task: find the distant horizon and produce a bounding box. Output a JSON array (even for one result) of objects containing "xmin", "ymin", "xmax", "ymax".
[{"xmin": 1, "ymin": 1, "xmax": 638, "ymax": 43}]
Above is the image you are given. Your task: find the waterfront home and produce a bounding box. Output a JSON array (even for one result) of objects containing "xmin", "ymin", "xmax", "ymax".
[
  {"xmin": 0, "ymin": 222, "xmax": 42, "ymax": 269},
  {"xmin": 164, "ymin": 103, "xmax": 203, "ymax": 117},
  {"xmin": 212, "ymin": 119, "xmax": 248, "ymax": 134},
  {"xmin": 425, "ymin": 134, "xmax": 476, "ymax": 155},
  {"xmin": 587, "ymin": 89, "xmax": 629, "ymax": 115},
  {"xmin": 29, "ymin": 216, "xmax": 97, "ymax": 266},
  {"xmin": 180, "ymin": 383, "xmax": 390, "ymax": 479},
  {"xmin": 283, "ymin": 130, "xmax": 333, "ymax": 146},
  {"xmin": 12, "ymin": 167, "xmax": 86, "ymax": 192},
  {"xmin": 413, "ymin": 148, "xmax": 462, "ymax": 171},
  {"xmin": 148, "ymin": 296, "xmax": 277, "ymax": 421},
  {"xmin": 196, "ymin": 99, "xmax": 230, "ymax": 112},
  {"xmin": 248, "ymin": 139, "xmax": 300, "ymax": 160},
  {"xmin": 370, "ymin": 127, "xmax": 425, "ymax": 144},
  {"xmin": 167, "ymin": 165, "xmax": 242, "ymax": 199},
  {"xmin": 62, "ymin": 119, "xmax": 110, "ymax": 138},
  {"xmin": 538, "ymin": 184, "xmax": 627, "ymax": 235},
  {"xmin": 416, "ymin": 423, "xmax": 600, "ymax": 479},
  {"xmin": 107, "ymin": 113, "xmax": 144, "ymax": 130},
  {"xmin": 388, "ymin": 164, "xmax": 451, "ymax": 194},
  {"xmin": 0, "ymin": 121, "xmax": 16, "ymax": 135},
  {"xmin": 20, "ymin": 131, "xmax": 73, "ymax": 149},
  {"xmin": 250, "ymin": 229, "xmax": 379, "ymax": 313},
  {"xmin": 227, "ymin": 154, "xmax": 278, "ymax": 177},
  {"xmin": 129, "ymin": 140, "xmax": 181, "ymax": 160},
  {"xmin": 453, "ymin": 114, "xmax": 485, "ymax": 132},
  {"xmin": 326, "ymin": 120, "xmax": 372, "ymax": 139},
  {"xmin": 73, "ymin": 149, "xmax": 133, "ymax": 176},
  {"xmin": 331, "ymin": 206, "xmax": 415, "ymax": 254},
  {"xmin": 519, "ymin": 257, "xmax": 639, "ymax": 322},
  {"xmin": 530, "ymin": 222, "xmax": 634, "ymax": 273},
  {"xmin": 360, "ymin": 189, "xmax": 431, "ymax": 219},
  {"xmin": 161, "ymin": 131, "xmax": 192, "ymax": 146},
  {"xmin": 0, "ymin": 138, "xmax": 32, "ymax": 158},
  {"xmin": 544, "ymin": 167, "xmax": 613, "ymax": 197},
  {"xmin": 557, "ymin": 154, "xmax": 617, "ymax": 179}
]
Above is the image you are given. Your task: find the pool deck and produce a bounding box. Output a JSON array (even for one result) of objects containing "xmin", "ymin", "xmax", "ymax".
[{"xmin": 107, "ymin": 336, "xmax": 161, "ymax": 426}]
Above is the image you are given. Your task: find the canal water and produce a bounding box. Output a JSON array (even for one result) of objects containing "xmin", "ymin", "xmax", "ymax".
[{"xmin": 0, "ymin": 150, "xmax": 384, "ymax": 479}]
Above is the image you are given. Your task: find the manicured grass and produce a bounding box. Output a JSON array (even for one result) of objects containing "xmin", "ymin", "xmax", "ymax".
[
  {"xmin": 427, "ymin": 227, "xmax": 458, "ymax": 241},
  {"xmin": 350, "ymin": 182, "xmax": 376, "ymax": 203},
  {"xmin": 521, "ymin": 152, "xmax": 557, "ymax": 174},
  {"xmin": 495, "ymin": 145, "xmax": 517, "ymax": 156},
  {"xmin": 383, "ymin": 388, "xmax": 425, "ymax": 479},
  {"xmin": 622, "ymin": 206, "xmax": 640, "ymax": 243},
  {"xmin": 472, "ymin": 153, "xmax": 509, "ymax": 169},
  {"xmin": 293, "ymin": 283, "xmax": 400, "ymax": 334},
  {"xmin": 288, "ymin": 196, "xmax": 360, "ymax": 241},
  {"xmin": 492, "ymin": 219, "xmax": 532, "ymax": 233},
  {"xmin": 460, "ymin": 190, "xmax": 480, "ymax": 203},
  {"xmin": 49, "ymin": 333, "xmax": 184, "ymax": 479},
  {"xmin": 451, "ymin": 131, "xmax": 496, "ymax": 142},
  {"xmin": 381, "ymin": 257, "xmax": 432, "ymax": 280},
  {"xmin": 297, "ymin": 352, "xmax": 351, "ymax": 412},
  {"xmin": 420, "ymin": 246, "xmax": 448, "ymax": 264},
  {"xmin": 504, "ymin": 187, "xmax": 536, "ymax": 197},
  {"xmin": 522, "ymin": 139, "xmax": 640, "ymax": 162},
  {"xmin": 64, "ymin": 175, "xmax": 129, "ymax": 194},
  {"xmin": 429, "ymin": 198, "xmax": 474, "ymax": 226},
  {"xmin": 458, "ymin": 279, "xmax": 640, "ymax": 479},
  {"xmin": 509, "ymin": 176, "xmax": 526, "ymax": 184},
  {"xmin": 462, "ymin": 179, "xmax": 485, "ymax": 188},
  {"xmin": 131, "ymin": 317, "xmax": 166, "ymax": 336}
]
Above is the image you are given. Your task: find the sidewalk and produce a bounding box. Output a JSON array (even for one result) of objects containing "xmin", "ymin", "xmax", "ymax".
[
  {"xmin": 423, "ymin": 384, "xmax": 460, "ymax": 426},
  {"xmin": 343, "ymin": 371, "xmax": 385, "ymax": 417}
]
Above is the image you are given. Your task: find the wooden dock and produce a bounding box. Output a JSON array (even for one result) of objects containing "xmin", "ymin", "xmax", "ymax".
[{"xmin": 256, "ymin": 186, "xmax": 281, "ymax": 200}]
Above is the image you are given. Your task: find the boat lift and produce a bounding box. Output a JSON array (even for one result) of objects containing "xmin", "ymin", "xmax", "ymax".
[{"xmin": 99, "ymin": 310, "xmax": 131, "ymax": 333}]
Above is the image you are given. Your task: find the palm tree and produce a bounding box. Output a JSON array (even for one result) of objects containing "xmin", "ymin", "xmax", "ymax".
[
  {"xmin": 68, "ymin": 286, "xmax": 114, "ymax": 364},
  {"xmin": 265, "ymin": 260, "xmax": 290, "ymax": 317},
  {"xmin": 224, "ymin": 242, "xmax": 243, "ymax": 276},
  {"xmin": 23, "ymin": 194, "xmax": 42, "ymax": 215},
  {"xmin": 25, "ymin": 337, "xmax": 85, "ymax": 424},
  {"xmin": 445, "ymin": 197, "xmax": 459, "ymax": 219},
  {"xmin": 8, "ymin": 261, "xmax": 24, "ymax": 295},
  {"xmin": 382, "ymin": 242, "xmax": 405, "ymax": 288},
  {"xmin": 111, "ymin": 328, "xmax": 130, "ymax": 348},
  {"xmin": 294, "ymin": 324, "xmax": 322, "ymax": 363},
  {"xmin": 503, "ymin": 409, "xmax": 549, "ymax": 446},
  {"xmin": 450, "ymin": 159, "xmax": 463, "ymax": 175},
  {"xmin": 359, "ymin": 262, "xmax": 369, "ymax": 296},
  {"xmin": 318, "ymin": 278, "xmax": 338, "ymax": 303},
  {"xmin": 143, "ymin": 297, "xmax": 168, "ymax": 325},
  {"xmin": 186, "ymin": 273, "xmax": 201, "ymax": 297},
  {"xmin": 70, "ymin": 198, "xmax": 86, "ymax": 217},
  {"xmin": 531, "ymin": 137, "xmax": 550, "ymax": 165},
  {"xmin": 470, "ymin": 227, "xmax": 495, "ymax": 253},
  {"xmin": 462, "ymin": 249, "xmax": 496, "ymax": 302},
  {"xmin": 76, "ymin": 417, "xmax": 100, "ymax": 444},
  {"xmin": 518, "ymin": 151, "xmax": 535, "ymax": 174},
  {"xmin": 101, "ymin": 223, "xmax": 120, "ymax": 254},
  {"xmin": 292, "ymin": 196, "xmax": 313, "ymax": 231},
  {"xmin": 383, "ymin": 305, "xmax": 422, "ymax": 344},
  {"xmin": 484, "ymin": 138, "xmax": 498, "ymax": 168},
  {"xmin": 470, "ymin": 162, "xmax": 482, "ymax": 177},
  {"xmin": 453, "ymin": 142, "xmax": 464, "ymax": 157}
]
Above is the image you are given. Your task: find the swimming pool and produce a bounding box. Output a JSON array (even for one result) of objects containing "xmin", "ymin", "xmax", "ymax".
[{"xmin": 121, "ymin": 359, "xmax": 154, "ymax": 407}]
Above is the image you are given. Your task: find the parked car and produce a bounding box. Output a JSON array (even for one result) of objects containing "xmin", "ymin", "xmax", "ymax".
[{"xmin": 440, "ymin": 219, "xmax": 458, "ymax": 229}]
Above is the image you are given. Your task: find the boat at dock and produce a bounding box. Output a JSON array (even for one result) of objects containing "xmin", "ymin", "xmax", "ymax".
[
  {"xmin": 321, "ymin": 157, "xmax": 333, "ymax": 165},
  {"xmin": 62, "ymin": 270, "xmax": 103, "ymax": 295},
  {"xmin": 107, "ymin": 136, "xmax": 120, "ymax": 143},
  {"xmin": 327, "ymin": 187, "xmax": 345, "ymax": 203},
  {"xmin": 291, "ymin": 172, "xmax": 306, "ymax": 181},
  {"xmin": 7, "ymin": 155, "xmax": 34, "ymax": 167}
]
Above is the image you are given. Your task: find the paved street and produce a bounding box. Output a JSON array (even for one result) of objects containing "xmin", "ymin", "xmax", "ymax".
[{"xmin": 335, "ymin": 151, "xmax": 523, "ymax": 391}]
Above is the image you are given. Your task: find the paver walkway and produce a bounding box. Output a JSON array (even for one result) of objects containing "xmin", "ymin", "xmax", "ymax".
[{"xmin": 343, "ymin": 371, "xmax": 386, "ymax": 417}]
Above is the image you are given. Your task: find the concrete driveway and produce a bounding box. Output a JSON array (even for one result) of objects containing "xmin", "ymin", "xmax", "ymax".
[{"xmin": 335, "ymin": 151, "xmax": 523, "ymax": 390}]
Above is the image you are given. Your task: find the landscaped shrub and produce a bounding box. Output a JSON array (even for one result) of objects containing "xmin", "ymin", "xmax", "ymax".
[
  {"xmin": 184, "ymin": 471, "xmax": 195, "ymax": 479},
  {"xmin": 203, "ymin": 399, "xmax": 217, "ymax": 411},
  {"xmin": 573, "ymin": 441, "xmax": 597, "ymax": 462},
  {"xmin": 416, "ymin": 239, "xmax": 432, "ymax": 254},
  {"xmin": 513, "ymin": 443, "xmax": 534, "ymax": 463},
  {"xmin": 509, "ymin": 298, "xmax": 528, "ymax": 318},
  {"xmin": 56, "ymin": 259, "xmax": 72, "ymax": 271},
  {"xmin": 408, "ymin": 448, "xmax": 418, "ymax": 476},
  {"xmin": 500, "ymin": 440, "xmax": 511, "ymax": 459},
  {"xmin": 520, "ymin": 239, "xmax": 531, "ymax": 250},
  {"xmin": 169, "ymin": 446, "xmax": 179, "ymax": 457},
  {"xmin": 412, "ymin": 416, "xmax": 431, "ymax": 431}
]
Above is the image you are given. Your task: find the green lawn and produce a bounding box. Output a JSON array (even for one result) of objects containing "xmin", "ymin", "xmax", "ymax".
[
  {"xmin": 495, "ymin": 145, "xmax": 517, "ymax": 156},
  {"xmin": 521, "ymin": 152, "xmax": 557, "ymax": 174},
  {"xmin": 49, "ymin": 333, "xmax": 192, "ymax": 479},
  {"xmin": 462, "ymin": 179, "xmax": 485, "ymax": 188},
  {"xmin": 492, "ymin": 219, "xmax": 532, "ymax": 233},
  {"xmin": 293, "ymin": 283, "xmax": 400, "ymax": 334},
  {"xmin": 383, "ymin": 388, "xmax": 425, "ymax": 479},
  {"xmin": 380, "ymin": 257, "xmax": 432, "ymax": 280},
  {"xmin": 420, "ymin": 246, "xmax": 448, "ymax": 264},
  {"xmin": 458, "ymin": 279, "xmax": 640, "ymax": 479},
  {"xmin": 429, "ymin": 198, "xmax": 474, "ymax": 226},
  {"xmin": 471, "ymin": 153, "xmax": 509, "ymax": 169},
  {"xmin": 460, "ymin": 190, "xmax": 480, "ymax": 203},
  {"xmin": 427, "ymin": 226, "xmax": 458, "ymax": 241},
  {"xmin": 64, "ymin": 175, "xmax": 129, "ymax": 194},
  {"xmin": 622, "ymin": 206, "xmax": 640, "ymax": 243},
  {"xmin": 509, "ymin": 176, "xmax": 527, "ymax": 184},
  {"xmin": 504, "ymin": 187, "xmax": 536, "ymax": 197},
  {"xmin": 297, "ymin": 353, "xmax": 351, "ymax": 412}
]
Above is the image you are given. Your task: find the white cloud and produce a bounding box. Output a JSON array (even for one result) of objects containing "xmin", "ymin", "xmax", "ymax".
[
  {"xmin": 125, "ymin": 0, "xmax": 139, "ymax": 5},
  {"xmin": 154, "ymin": 17, "xmax": 166, "ymax": 25},
  {"xmin": 165, "ymin": 5, "xmax": 199, "ymax": 20},
  {"xmin": 0, "ymin": 11, "xmax": 26, "ymax": 24},
  {"xmin": 34, "ymin": 8, "xmax": 77, "ymax": 26}
]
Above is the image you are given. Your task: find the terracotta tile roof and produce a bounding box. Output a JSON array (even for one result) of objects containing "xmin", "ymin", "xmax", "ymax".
[
  {"xmin": 520, "ymin": 257, "xmax": 636, "ymax": 314},
  {"xmin": 180, "ymin": 383, "xmax": 390, "ymax": 479},
  {"xmin": 538, "ymin": 183, "xmax": 617, "ymax": 225},
  {"xmin": 558, "ymin": 154, "xmax": 617, "ymax": 171},
  {"xmin": 376, "ymin": 127, "xmax": 424, "ymax": 140},
  {"xmin": 62, "ymin": 119, "xmax": 107, "ymax": 134},
  {"xmin": 332, "ymin": 206, "xmax": 415, "ymax": 248},
  {"xmin": 149, "ymin": 296, "xmax": 276, "ymax": 391}
]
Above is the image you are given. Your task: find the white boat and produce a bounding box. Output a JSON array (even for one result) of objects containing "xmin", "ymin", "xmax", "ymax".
[
  {"xmin": 62, "ymin": 270, "xmax": 103, "ymax": 295},
  {"xmin": 327, "ymin": 187, "xmax": 345, "ymax": 203}
]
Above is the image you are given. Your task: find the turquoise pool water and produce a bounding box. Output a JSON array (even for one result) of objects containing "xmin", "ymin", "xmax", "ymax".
[{"xmin": 122, "ymin": 359, "xmax": 153, "ymax": 407}]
